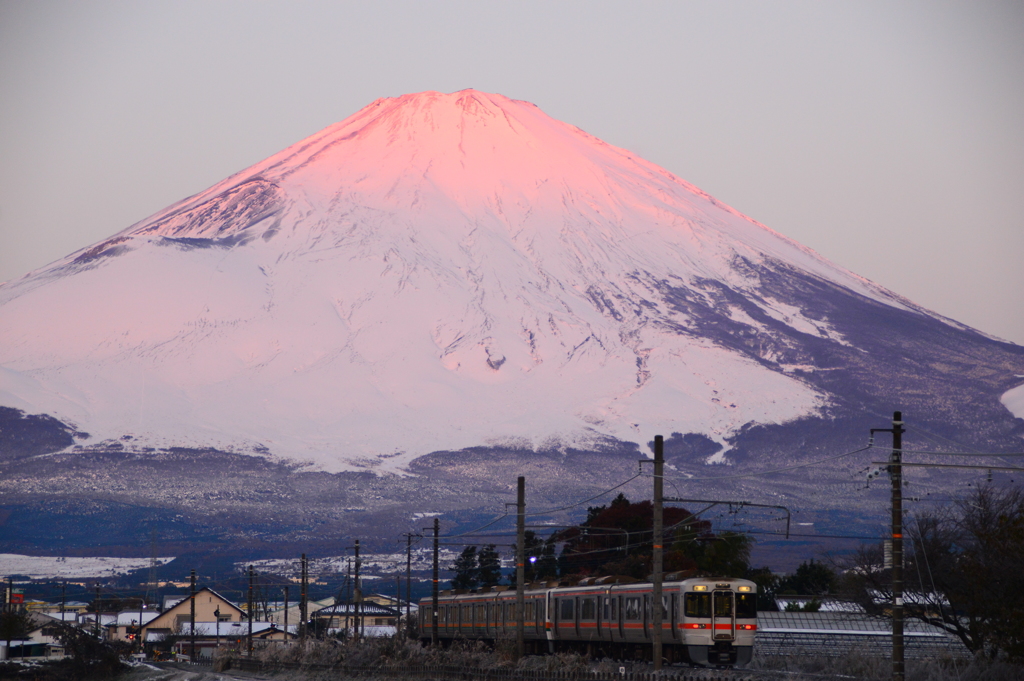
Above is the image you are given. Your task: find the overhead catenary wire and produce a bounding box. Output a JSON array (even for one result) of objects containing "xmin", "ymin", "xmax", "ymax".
[
  {"xmin": 868, "ymin": 445, "xmax": 1024, "ymax": 457},
  {"xmin": 524, "ymin": 472, "xmax": 644, "ymax": 517},
  {"xmin": 664, "ymin": 444, "xmax": 874, "ymax": 483}
]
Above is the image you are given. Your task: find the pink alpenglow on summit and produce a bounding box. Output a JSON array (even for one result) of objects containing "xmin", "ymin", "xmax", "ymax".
[{"xmin": 0, "ymin": 90, "xmax": 959, "ymax": 471}]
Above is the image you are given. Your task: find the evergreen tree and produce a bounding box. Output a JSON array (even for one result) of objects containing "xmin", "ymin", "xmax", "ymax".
[
  {"xmin": 778, "ymin": 559, "xmax": 836, "ymax": 595},
  {"xmin": 509, "ymin": 532, "xmax": 546, "ymax": 586},
  {"xmin": 477, "ymin": 544, "xmax": 502, "ymax": 587},
  {"xmin": 0, "ymin": 608, "xmax": 34, "ymax": 653},
  {"xmin": 536, "ymin": 536, "xmax": 559, "ymax": 580},
  {"xmin": 451, "ymin": 546, "xmax": 478, "ymax": 590}
]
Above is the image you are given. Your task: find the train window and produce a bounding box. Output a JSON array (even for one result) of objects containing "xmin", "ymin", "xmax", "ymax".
[
  {"xmin": 713, "ymin": 592, "xmax": 733, "ymax": 617},
  {"xmin": 476, "ymin": 604, "xmax": 485, "ymax": 621},
  {"xmin": 685, "ymin": 593, "xmax": 711, "ymax": 618},
  {"xmin": 580, "ymin": 598, "xmax": 596, "ymax": 620},
  {"xmin": 602, "ymin": 597, "xmax": 612, "ymax": 620},
  {"xmin": 736, "ymin": 593, "xmax": 756, "ymax": 618},
  {"xmin": 526, "ymin": 602, "xmax": 534, "ymax": 621},
  {"xmin": 661, "ymin": 596, "xmax": 669, "ymax": 618},
  {"xmin": 559, "ymin": 598, "xmax": 574, "ymax": 621},
  {"xmin": 624, "ymin": 596, "xmax": 641, "ymax": 621}
]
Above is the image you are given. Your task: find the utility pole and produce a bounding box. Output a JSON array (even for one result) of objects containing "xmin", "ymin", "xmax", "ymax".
[
  {"xmin": 94, "ymin": 586, "xmax": 100, "ymax": 638},
  {"xmin": 189, "ymin": 569, "xmax": 196, "ymax": 661},
  {"xmin": 354, "ymin": 539, "xmax": 362, "ymax": 639},
  {"xmin": 431, "ymin": 517, "xmax": 439, "ymax": 647},
  {"xmin": 403, "ymin": 532, "xmax": 417, "ymax": 632},
  {"xmin": 138, "ymin": 595, "xmax": 145, "ymax": 654},
  {"xmin": 283, "ymin": 586, "xmax": 289, "ymax": 644},
  {"xmin": 346, "ymin": 559, "xmax": 352, "ymax": 635},
  {"xmin": 652, "ymin": 435, "xmax": 664, "ymax": 670},
  {"xmin": 516, "ymin": 475, "xmax": 526, "ymax": 659},
  {"xmin": 60, "ymin": 582, "xmax": 66, "ymax": 619},
  {"xmin": 872, "ymin": 411, "xmax": 905, "ymax": 681},
  {"xmin": 247, "ymin": 566, "xmax": 254, "ymax": 655},
  {"xmin": 299, "ymin": 554, "xmax": 308, "ymax": 643}
]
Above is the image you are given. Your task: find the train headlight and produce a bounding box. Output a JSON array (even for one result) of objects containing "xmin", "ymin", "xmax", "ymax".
[
  {"xmin": 693, "ymin": 585, "xmax": 707, "ymax": 591},
  {"xmin": 738, "ymin": 586, "xmax": 751, "ymax": 592}
]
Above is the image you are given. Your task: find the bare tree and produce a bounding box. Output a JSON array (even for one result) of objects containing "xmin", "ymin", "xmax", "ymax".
[{"xmin": 841, "ymin": 484, "xmax": 1024, "ymax": 660}]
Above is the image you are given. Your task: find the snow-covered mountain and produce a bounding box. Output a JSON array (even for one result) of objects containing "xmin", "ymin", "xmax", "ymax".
[{"xmin": 1, "ymin": 90, "xmax": 1022, "ymax": 479}]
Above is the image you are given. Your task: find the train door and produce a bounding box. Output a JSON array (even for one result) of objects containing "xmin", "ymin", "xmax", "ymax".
[
  {"xmin": 643, "ymin": 593, "xmax": 651, "ymax": 639},
  {"xmin": 670, "ymin": 593, "xmax": 678, "ymax": 640},
  {"xmin": 616, "ymin": 595, "xmax": 623, "ymax": 640},
  {"xmin": 712, "ymin": 590, "xmax": 735, "ymax": 640},
  {"xmin": 573, "ymin": 597, "xmax": 580, "ymax": 638}
]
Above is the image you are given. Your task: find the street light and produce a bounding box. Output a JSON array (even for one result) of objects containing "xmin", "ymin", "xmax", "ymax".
[{"xmin": 214, "ymin": 608, "xmax": 221, "ymax": 650}]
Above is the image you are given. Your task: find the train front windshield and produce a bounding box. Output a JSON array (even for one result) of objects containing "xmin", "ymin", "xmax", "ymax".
[
  {"xmin": 685, "ymin": 591, "xmax": 757, "ymax": 618},
  {"xmin": 736, "ymin": 593, "xmax": 756, "ymax": 618},
  {"xmin": 684, "ymin": 593, "xmax": 710, "ymax": 618}
]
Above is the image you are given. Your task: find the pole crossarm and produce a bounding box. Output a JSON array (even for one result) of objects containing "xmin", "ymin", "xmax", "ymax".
[{"xmin": 663, "ymin": 498, "xmax": 792, "ymax": 539}]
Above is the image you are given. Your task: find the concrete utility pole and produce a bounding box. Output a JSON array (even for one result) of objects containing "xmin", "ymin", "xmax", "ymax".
[
  {"xmin": 652, "ymin": 435, "xmax": 664, "ymax": 670},
  {"xmin": 299, "ymin": 554, "xmax": 308, "ymax": 643},
  {"xmin": 94, "ymin": 586, "xmax": 100, "ymax": 638},
  {"xmin": 516, "ymin": 475, "xmax": 526, "ymax": 659},
  {"xmin": 247, "ymin": 566, "xmax": 254, "ymax": 655},
  {"xmin": 403, "ymin": 532, "xmax": 417, "ymax": 632},
  {"xmin": 872, "ymin": 411, "xmax": 905, "ymax": 681},
  {"xmin": 190, "ymin": 569, "xmax": 197, "ymax": 660},
  {"xmin": 431, "ymin": 517, "xmax": 439, "ymax": 647},
  {"xmin": 890, "ymin": 412, "xmax": 905, "ymax": 681},
  {"xmin": 354, "ymin": 539, "xmax": 362, "ymax": 638},
  {"xmin": 283, "ymin": 586, "xmax": 289, "ymax": 644},
  {"xmin": 138, "ymin": 597, "xmax": 145, "ymax": 654}
]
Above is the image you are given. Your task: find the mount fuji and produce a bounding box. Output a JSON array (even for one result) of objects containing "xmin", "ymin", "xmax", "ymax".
[{"xmin": 1, "ymin": 90, "xmax": 1022, "ymax": 555}]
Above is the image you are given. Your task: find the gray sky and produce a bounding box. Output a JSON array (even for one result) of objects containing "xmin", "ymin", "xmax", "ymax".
[{"xmin": 2, "ymin": 0, "xmax": 1022, "ymax": 344}]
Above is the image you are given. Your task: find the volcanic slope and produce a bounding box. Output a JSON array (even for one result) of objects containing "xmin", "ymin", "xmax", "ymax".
[{"xmin": 1, "ymin": 90, "xmax": 1022, "ymax": 488}]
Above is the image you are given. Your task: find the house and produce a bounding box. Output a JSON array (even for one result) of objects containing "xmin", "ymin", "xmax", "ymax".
[
  {"xmin": 170, "ymin": 621, "xmax": 297, "ymax": 659},
  {"xmin": 266, "ymin": 597, "xmax": 333, "ymax": 627},
  {"xmin": 105, "ymin": 610, "xmax": 160, "ymax": 643},
  {"xmin": 142, "ymin": 587, "xmax": 245, "ymax": 646},
  {"xmin": 78, "ymin": 612, "xmax": 117, "ymax": 635},
  {"xmin": 364, "ymin": 593, "xmax": 417, "ymax": 616},
  {"xmin": 0, "ymin": 612, "xmax": 66, "ymax": 660}
]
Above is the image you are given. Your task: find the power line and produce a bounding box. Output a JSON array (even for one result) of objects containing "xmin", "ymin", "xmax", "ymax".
[
  {"xmin": 869, "ymin": 445, "xmax": 1024, "ymax": 457},
  {"xmin": 665, "ymin": 445, "xmax": 873, "ymax": 483},
  {"xmin": 525, "ymin": 473, "xmax": 644, "ymax": 517}
]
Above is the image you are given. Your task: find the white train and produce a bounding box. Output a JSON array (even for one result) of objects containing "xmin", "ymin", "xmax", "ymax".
[{"xmin": 420, "ymin": 576, "xmax": 757, "ymax": 667}]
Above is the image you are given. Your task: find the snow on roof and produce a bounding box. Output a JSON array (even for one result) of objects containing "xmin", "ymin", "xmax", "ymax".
[
  {"xmin": 314, "ymin": 602, "xmax": 400, "ymax": 617},
  {"xmin": 774, "ymin": 597, "xmax": 865, "ymax": 613},
  {"xmin": 113, "ymin": 611, "xmax": 160, "ymax": 625},
  {"xmin": 175, "ymin": 621, "xmax": 293, "ymax": 636}
]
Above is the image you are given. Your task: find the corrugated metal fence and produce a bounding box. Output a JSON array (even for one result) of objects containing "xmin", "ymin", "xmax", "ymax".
[{"xmin": 227, "ymin": 658, "xmax": 755, "ymax": 681}]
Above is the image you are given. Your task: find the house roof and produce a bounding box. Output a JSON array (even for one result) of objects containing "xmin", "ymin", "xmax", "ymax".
[
  {"xmin": 112, "ymin": 611, "xmax": 160, "ymax": 626},
  {"xmin": 175, "ymin": 621, "xmax": 296, "ymax": 637},
  {"xmin": 160, "ymin": 587, "xmax": 245, "ymax": 615}
]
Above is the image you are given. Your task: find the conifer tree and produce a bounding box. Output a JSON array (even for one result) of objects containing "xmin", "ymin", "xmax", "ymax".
[
  {"xmin": 451, "ymin": 546, "xmax": 478, "ymax": 590},
  {"xmin": 477, "ymin": 545, "xmax": 502, "ymax": 587}
]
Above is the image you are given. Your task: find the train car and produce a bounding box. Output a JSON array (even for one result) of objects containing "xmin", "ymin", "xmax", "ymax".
[{"xmin": 419, "ymin": 576, "xmax": 756, "ymax": 667}]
